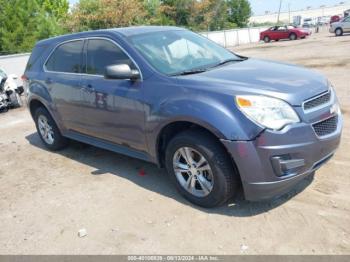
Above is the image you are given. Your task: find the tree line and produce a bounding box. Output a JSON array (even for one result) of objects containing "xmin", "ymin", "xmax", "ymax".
[{"xmin": 0, "ymin": 0, "xmax": 251, "ymax": 54}]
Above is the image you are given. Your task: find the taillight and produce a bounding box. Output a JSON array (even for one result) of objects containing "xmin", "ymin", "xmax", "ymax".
[{"xmin": 21, "ymin": 74, "xmax": 28, "ymax": 81}]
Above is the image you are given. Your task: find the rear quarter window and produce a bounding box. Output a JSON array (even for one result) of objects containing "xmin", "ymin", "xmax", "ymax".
[
  {"xmin": 45, "ymin": 40, "xmax": 84, "ymax": 73},
  {"xmin": 25, "ymin": 45, "xmax": 48, "ymax": 72}
]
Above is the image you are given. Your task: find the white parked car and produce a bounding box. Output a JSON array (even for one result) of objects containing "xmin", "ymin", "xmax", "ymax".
[
  {"xmin": 330, "ymin": 16, "xmax": 350, "ymax": 36},
  {"xmin": 0, "ymin": 68, "xmax": 23, "ymax": 112}
]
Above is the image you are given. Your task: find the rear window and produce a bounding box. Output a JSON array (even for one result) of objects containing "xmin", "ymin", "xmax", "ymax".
[{"xmin": 45, "ymin": 40, "xmax": 83, "ymax": 73}]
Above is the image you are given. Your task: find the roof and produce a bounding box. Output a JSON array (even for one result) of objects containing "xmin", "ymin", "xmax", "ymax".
[
  {"xmin": 111, "ymin": 26, "xmax": 185, "ymax": 36},
  {"xmin": 36, "ymin": 26, "xmax": 185, "ymax": 46}
]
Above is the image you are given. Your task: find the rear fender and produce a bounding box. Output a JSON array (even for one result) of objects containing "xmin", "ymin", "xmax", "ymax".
[{"xmin": 27, "ymin": 81, "xmax": 65, "ymax": 132}]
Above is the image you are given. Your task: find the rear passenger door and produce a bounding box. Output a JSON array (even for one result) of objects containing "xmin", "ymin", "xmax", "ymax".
[
  {"xmin": 80, "ymin": 38, "xmax": 147, "ymax": 152},
  {"xmin": 44, "ymin": 40, "xmax": 86, "ymax": 132}
]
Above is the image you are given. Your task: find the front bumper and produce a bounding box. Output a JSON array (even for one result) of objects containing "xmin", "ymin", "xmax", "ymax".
[
  {"xmin": 329, "ymin": 27, "xmax": 335, "ymax": 33},
  {"xmin": 221, "ymin": 112, "xmax": 342, "ymax": 201}
]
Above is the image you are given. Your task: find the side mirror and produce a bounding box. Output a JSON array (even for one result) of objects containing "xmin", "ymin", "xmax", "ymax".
[{"xmin": 104, "ymin": 64, "xmax": 140, "ymax": 81}]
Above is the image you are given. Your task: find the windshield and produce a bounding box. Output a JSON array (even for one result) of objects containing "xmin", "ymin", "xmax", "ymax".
[{"xmin": 129, "ymin": 30, "xmax": 240, "ymax": 75}]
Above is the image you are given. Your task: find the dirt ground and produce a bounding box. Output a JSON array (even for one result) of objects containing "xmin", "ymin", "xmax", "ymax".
[{"xmin": 0, "ymin": 31, "xmax": 349, "ymax": 255}]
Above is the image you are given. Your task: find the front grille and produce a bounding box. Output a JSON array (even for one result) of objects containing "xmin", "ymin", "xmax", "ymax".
[
  {"xmin": 312, "ymin": 115, "xmax": 338, "ymax": 137},
  {"xmin": 304, "ymin": 91, "xmax": 331, "ymax": 111}
]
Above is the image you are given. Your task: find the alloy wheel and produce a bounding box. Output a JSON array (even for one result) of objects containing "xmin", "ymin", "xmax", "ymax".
[
  {"xmin": 335, "ymin": 29, "xmax": 342, "ymax": 36},
  {"xmin": 38, "ymin": 115, "xmax": 55, "ymax": 145},
  {"xmin": 173, "ymin": 147, "xmax": 214, "ymax": 197}
]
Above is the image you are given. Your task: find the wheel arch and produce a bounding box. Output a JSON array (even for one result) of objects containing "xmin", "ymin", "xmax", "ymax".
[
  {"xmin": 28, "ymin": 97, "xmax": 64, "ymax": 133},
  {"xmin": 29, "ymin": 99, "xmax": 47, "ymax": 119},
  {"xmin": 156, "ymin": 120, "xmax": 229, "ymax": 168},
  {"xmin": 335, "ymin": 27, "xmax": 343, "ymax": 33},
  {"xmin": 289, "ymin": 32, "xmax": 297, "ymax": 38}
]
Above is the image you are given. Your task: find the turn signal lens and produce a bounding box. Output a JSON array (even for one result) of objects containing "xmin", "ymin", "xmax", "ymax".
[{"xmin": 236, "ymin": 97, "xmax": 252, "ymax": 107}]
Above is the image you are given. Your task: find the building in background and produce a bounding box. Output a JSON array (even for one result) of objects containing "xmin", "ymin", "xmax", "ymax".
[{"xmin": 249, "ymin": 2, "xmax": 350, "ymax": 25}]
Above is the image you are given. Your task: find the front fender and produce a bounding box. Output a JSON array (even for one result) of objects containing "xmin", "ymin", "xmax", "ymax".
[{"xmin": 146, "ymin": 95, "xmax": 263, "ymax": 162}]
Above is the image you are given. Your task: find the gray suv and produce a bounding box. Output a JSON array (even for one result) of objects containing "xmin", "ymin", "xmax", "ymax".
[
  {"xmin": 24, "ymin": 26, "xmax": 342, "ymax": 207},
  {"xmin": 330, "ymin": 16, "xmax": 350, "ymax": 36}
]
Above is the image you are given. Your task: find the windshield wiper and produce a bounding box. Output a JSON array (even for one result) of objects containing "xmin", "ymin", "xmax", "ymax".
[
  {"xmin": 171, "ymin": 58, "xmax": 246, "ymax": 76},
  {"xmin": 171, "ymin": 68, "xmax": 207, "ymax": 76},
  {"xmin": 211, "ymin": 58, "xmax": 245, "ymax": 68}
]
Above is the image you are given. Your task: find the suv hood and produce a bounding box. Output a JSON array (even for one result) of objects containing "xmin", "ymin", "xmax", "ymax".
[
  {"xmin": 331, "ymin": 21, "xmax": 342, "ymax": 27},
  {"xmin": 177, "ymin": 58, "xmax": 329, "ymax": 106}
]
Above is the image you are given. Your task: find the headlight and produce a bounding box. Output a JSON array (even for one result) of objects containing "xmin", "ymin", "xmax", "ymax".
[{"xmin": 235, "ymin": 95, "xmax": 300, "ymax": 130}]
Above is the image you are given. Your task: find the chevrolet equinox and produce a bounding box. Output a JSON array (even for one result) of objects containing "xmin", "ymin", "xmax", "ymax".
[{"xmin": 24, "ymin": 26, "xmax": 343, "ymax": 207}]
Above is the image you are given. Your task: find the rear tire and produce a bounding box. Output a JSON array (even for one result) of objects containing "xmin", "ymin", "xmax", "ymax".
[
  {"xmin": 34, "ymin": 107, "xmax": 68, "ymax": 151},
  {"xmin": 165, "ymin": 130, "xmax": 239, "ymax": 208},
  {"xmin": 335, "ymin": 28, "xmax": 343, "ymax": 36},
  {"xmin": 289, "ymin": 33, "xmax": 297, "ymax": 40},
  {"xmin": 263, "ymin": 36, "xmax": 270, "ymax": 43}
]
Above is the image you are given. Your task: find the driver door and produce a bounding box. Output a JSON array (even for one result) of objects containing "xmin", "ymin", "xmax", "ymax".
[
  {"xmin": 276, "ymin": 26, "xmax": 289, "ymax": 40},
  {"xmin": 80, "ymin": 38, "xmax": 147, "ymax": 152}
]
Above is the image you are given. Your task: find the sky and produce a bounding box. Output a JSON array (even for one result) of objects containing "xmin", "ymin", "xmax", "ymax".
[
  {"xmin": 249, "ymin": 0, "xmax": 349, "ymax": 15},
  {"xmin": 68, "ymin": 0, "xmax": 349, "ymax": 16}
]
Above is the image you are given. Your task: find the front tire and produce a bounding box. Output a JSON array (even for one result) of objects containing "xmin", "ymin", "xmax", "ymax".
[
  {"xmin": 165, "ymin": 130, "xmax": 239, "ymax": 208},
  {"xmin": 335, "ymin": 28, "xmax": 343, "ymax": 36},
  {"xmin": 263, "ymin": 36, "xmax": 270, "ymax": 43},
  {"xmin": 289, "ymin": 33, "xmax": 297, "ymax": 40},
  {"xmin": 34, "ymin": 107, "xmax": 68, "ymax": 151}
]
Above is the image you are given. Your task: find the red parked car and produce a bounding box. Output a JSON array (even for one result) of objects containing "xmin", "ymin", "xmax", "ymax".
[
  {"xmin": 260, "ymin": 25, "xmax": 308, "ymax": 43},
  {"xmin": 330, "ymin": 15, "xmax": 341, "ymax": 24}
]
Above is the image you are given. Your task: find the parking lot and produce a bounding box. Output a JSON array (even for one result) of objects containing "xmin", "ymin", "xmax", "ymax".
[{"xmin": 0, "ymin": 31, "xmax": 349, "ymax": 254}]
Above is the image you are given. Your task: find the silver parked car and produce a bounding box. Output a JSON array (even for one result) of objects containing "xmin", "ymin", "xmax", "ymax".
[{"xmin": 330, "ymin": 16, "xmax": 350, "ymax": 36}]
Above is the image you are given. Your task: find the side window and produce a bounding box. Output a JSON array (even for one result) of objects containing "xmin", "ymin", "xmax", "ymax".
[
  {"xmin": 45, "ymin": 40, "xmax": 83, "ymax": 73},
  {"xmin": 86, "ymin": 39, "xmax": 136, "ymax": 75}
]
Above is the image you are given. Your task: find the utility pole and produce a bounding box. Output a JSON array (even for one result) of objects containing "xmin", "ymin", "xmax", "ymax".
[
  {"xmin": 277, "ymin": 0, "xmax": 283, "ymax": 24},
  {"xmin": 288, "ymin": 3, "xmax": 291, "ymax": 24}
]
